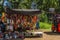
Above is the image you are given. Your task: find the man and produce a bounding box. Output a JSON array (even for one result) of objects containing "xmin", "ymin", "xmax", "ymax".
[
  {"xmin": 53, "ymin": 13, "xmax": 57, "ymax": 27},
  {"xmin": 36, "ymin": 21, "xmax": 39, "ymax": 29}
]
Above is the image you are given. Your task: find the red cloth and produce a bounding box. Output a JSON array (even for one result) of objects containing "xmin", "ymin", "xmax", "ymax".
[
  {"xmin": 52, "ymin": 24, "xmax": 55, "ymax": 31},
  {"xmin": 14, "ymin": 23, "xmax": 18, "ymax": 30},
  {"xmin": 58, "ymin": 23, "xmax": 60, "ymax": 32},
  {"xmin": 32, "ymin": 16, "xmax": 37, "ymax": 23}
]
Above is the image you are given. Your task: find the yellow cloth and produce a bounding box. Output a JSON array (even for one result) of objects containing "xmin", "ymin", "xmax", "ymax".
[
  {"xmin": 2, "ymin": 12, "xmax": 5, "ymax": 17},
  {"xmin": 1, "ymin": 12, "xmax": 5, "ymax": 22}
]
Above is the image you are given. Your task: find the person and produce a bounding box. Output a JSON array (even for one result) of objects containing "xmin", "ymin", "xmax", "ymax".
[
  {"xmin": 0, "ymin": 27, "xmax": 3, "ymax": 39},
  {"xmin": 0, "ymin": 19, "xmax": 6, "ymax": 33},
  {"xmin": 36, "ymin": 22, "xmax": 39, "ymax": 29},
  {"xmin": 53, "ymin": 13, "xmax": 58, "ymax": 28},
  {"xmin": 36, "ymin": 19, "xmax": 39, "ymax": 29},
  {"xmin": 14, "ymin": 23, "xmax": 18, "ymax": 31}
]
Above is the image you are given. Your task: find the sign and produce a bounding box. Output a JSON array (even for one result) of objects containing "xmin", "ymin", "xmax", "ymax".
[
  {"xmin": 49, "ymin": 8, "xmax": 55, "ymax": 13},
  {"xmin": 31, "ymin": 2, "xmax": 37, "ymax": 9},
  {"xmin": 3, "ymin": 0, "xmax": 11, "ymax": 8}
]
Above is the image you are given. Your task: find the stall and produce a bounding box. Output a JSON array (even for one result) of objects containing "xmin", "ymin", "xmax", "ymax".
[
  {"xmin": 2, "ymin": 8, "xmax": 43, "ymax": 37},
  {"xmin": 3, "ymin": 8, "xmax": 41, "ymax": 31}
]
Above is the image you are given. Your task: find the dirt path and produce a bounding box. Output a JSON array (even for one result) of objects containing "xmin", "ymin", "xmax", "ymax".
[
  {"xmin": 43, "ymin": 32, "xmax": 60, "ymax": 40},
  {"xmin": 24, "ymin": 29, "xmax": 60, "ymax": 40}
]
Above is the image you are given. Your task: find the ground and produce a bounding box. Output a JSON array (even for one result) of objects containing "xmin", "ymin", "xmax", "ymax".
[{"xmin": 24, "ymin": 29, "xmax": 60, "ymax": 40}]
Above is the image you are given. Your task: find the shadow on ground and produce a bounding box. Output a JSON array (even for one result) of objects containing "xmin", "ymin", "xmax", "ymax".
[
  {"xmin": 25, "ymin": 36, "xmax": 42, "ymax": 38},
  {"xmin": 44, "ymin": 32, "xmax": 60, "ymax": 35},
  {"xmin": 25, "ymin": 34, "xmax": 43, "ymax": 38}
]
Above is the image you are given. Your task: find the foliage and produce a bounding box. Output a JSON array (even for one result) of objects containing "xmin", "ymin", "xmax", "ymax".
[
  {"xmin": 40, "ymin": 22, "xmax": 52, "ymax": 29},
  {"xmin": 0, "ymin": 0, "xmax": 59, "ymax": 10}
]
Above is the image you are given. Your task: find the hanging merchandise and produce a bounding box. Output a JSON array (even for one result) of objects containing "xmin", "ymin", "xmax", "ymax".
[
  {"xmin": 1, "ymin": 16, "xmax": 5, "ymax": 22},
  {"xmin": 10, "ymin": 19, "xmax": 11, "ymax": 24},
  {"xmin": 1, "ymin": 12, "xmax": 5, "ymax": 22},
  {"xmin": 8, "ymin": 32, "xmax": 12, "ymax": 39},
  {"xmin": 2, "ymin": 12, "xmax": 5, "ymax": 17},
  {"xmin": 7, "ymin": 18, "xmax": 10, "ymax": 24},
  {"xmin": 14, "ymin": 23, "xmax": 18, "ymax": 31},
  {"xmin": 9, "ymin": 24, "xmax": 13, "ymax": 31},
  {"xmin": 4, "ymin": 17, "xmax": 7, "ymax": 23},
  {"xmin": 6, "ymin": 24, "xmax": 10, "ymax": 30},
  {"xmin": 32, "ymin": 16, "xmax": 37, "ymax": 27},
  {"xmin": 16, "ymin": 19, "xmax": 20, "ymax": 24},
  {"xmin": 5, "ymin": 33, "xmax": 9, "ymax": 40},
  {"xmin": 33, "ymin": 16, "xmax": 37, "ymax": 23},
  {"xmin": 10, "ymin": 19, "xmax": 14, "ymax": 24},
  {"xmin": 11, "ymin": 20, "xmax": 14, "ymax": 25}
]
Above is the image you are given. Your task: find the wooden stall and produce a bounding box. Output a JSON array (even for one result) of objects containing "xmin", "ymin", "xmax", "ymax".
[{"xmin": 4, "ymin": 8, "xmax": 41, "ymax": 31}]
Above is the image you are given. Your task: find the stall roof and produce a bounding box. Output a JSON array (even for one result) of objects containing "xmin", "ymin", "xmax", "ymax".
[
  {"xmin": 5, "ymin": 8, "xmax": 41, "ymax": 15},
  {"xmin": 12, "ymin": 9, "xmax": 40, "ymax": 11}
]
